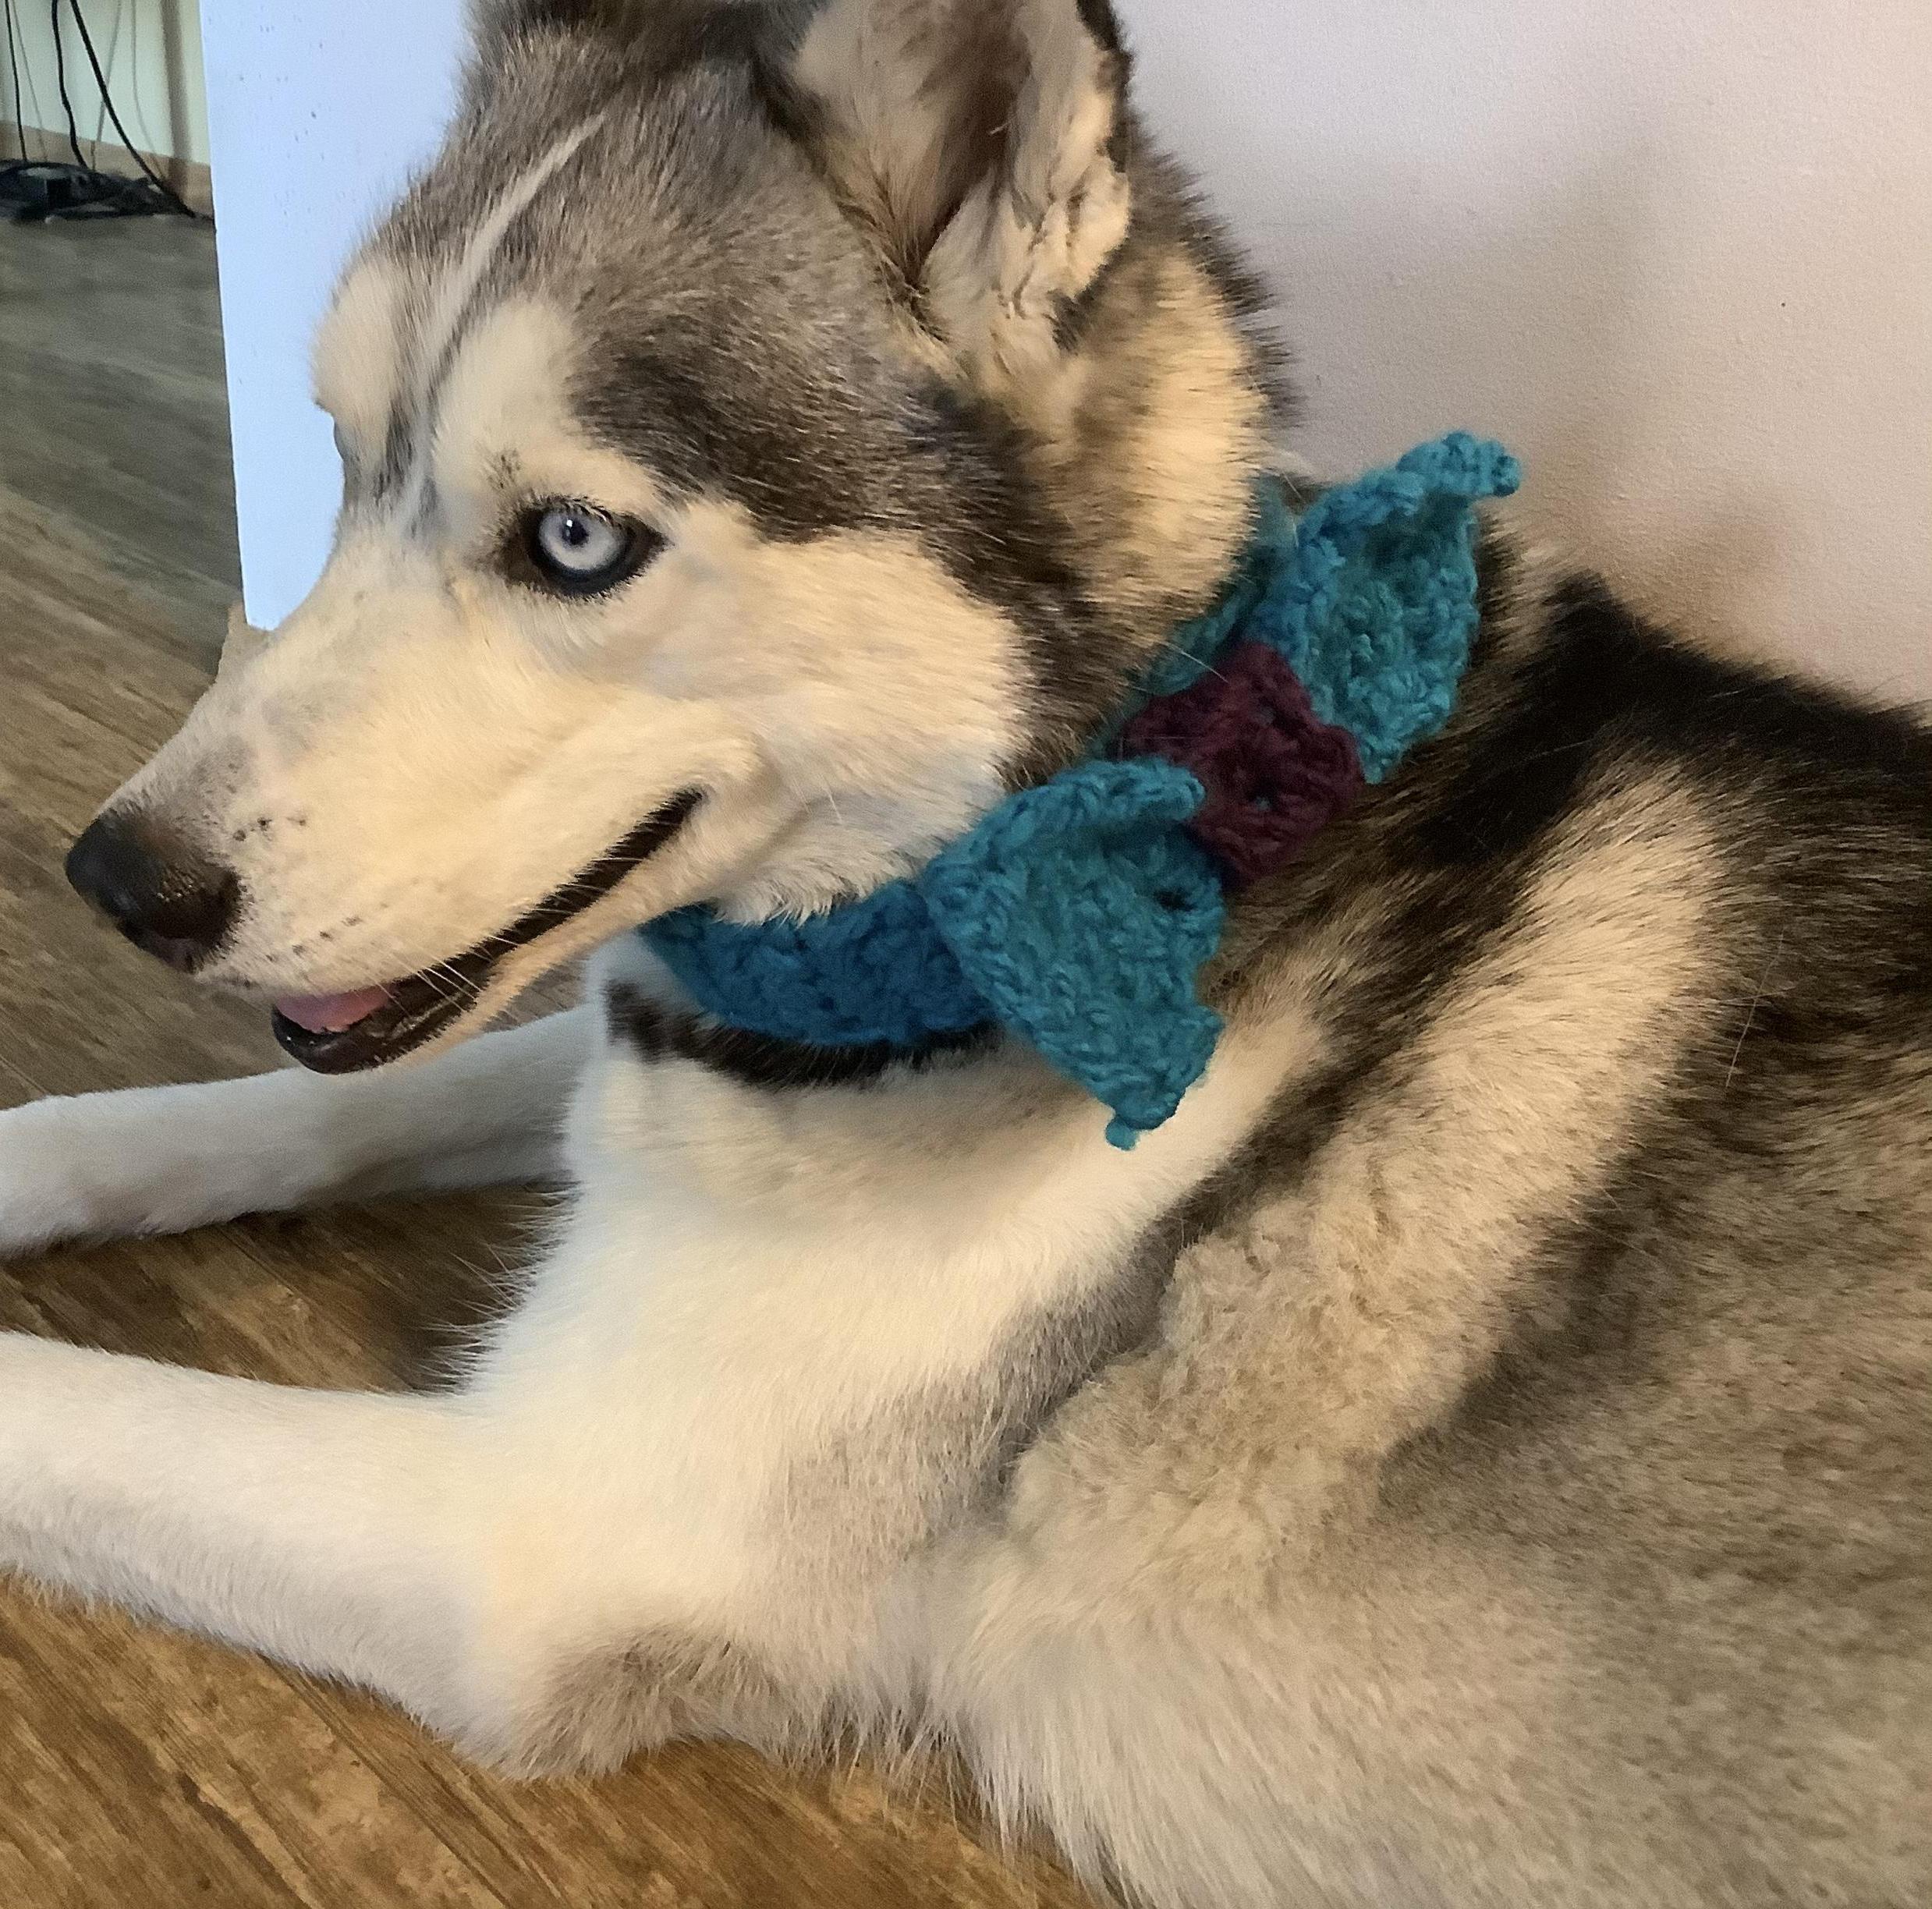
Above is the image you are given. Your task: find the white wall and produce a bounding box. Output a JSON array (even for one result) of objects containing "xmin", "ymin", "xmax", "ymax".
[
  {"xmin": 2, "ymin": 0, "xmax": 210, "ymax": 165},
  {"xmin": 200, "ymin": 0, "xmax": 466, "ymax": 628},
  {"xmin": 204, "ymin": 0, "xmax": 1930, "ymax": 700},
  {"xmin": 1132, "ymin": 0, "xmax": 1932, "ymax": 700}
]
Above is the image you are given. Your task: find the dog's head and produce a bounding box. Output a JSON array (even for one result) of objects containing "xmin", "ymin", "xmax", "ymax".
[{"xmin": 68, "ymin": 0, "xmax": 1279, "ymax": 1071}]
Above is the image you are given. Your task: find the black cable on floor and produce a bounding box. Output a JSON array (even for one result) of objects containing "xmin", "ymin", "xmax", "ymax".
[
  {"xmin": 48, "ymin": 0, "xmax": 87, "ymax": 170},
  {"xmin": 66, "ymin": 0, "xmax": 196, "ymax": 217},
  {"xmin": 0, "ymin": 0, "xmax": 201, "ymax": 223},
  {"xmin": 3, "ymin": 0, "xmax": 26, "ymax": 161}
]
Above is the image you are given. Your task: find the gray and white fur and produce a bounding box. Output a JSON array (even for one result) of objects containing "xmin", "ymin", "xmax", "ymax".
[{"xmin": 1, "ymin": 3, "xmax": 1926, "ymax": 1904}]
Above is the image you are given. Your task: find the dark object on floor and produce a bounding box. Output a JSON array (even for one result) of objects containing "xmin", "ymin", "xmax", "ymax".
[
  {"xmin": 0, "ymin": 0, "xmax": 200, "ymax": 221},
  {"xmin": 0, "ymin": 157, "xmax": 186, "ymax": 221}
]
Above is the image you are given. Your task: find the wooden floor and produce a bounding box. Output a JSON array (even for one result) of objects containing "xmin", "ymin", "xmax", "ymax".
[{"xmin": 0, "ymin": 218, "xmax": 1091, "ymax": 1908}]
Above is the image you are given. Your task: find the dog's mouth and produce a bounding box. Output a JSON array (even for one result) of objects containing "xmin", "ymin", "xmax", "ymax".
[{"xmin": 270, "ymin": 791, "xmax": 700, "ymax": 1073}]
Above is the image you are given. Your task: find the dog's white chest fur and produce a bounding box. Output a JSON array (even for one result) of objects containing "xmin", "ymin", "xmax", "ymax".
[{"xmin": 462, "ymin": 937, "xmax": 1290, "ymax": 1663}]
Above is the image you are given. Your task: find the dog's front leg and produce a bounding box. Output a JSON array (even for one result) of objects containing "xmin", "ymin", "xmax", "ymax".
[
  {"xmin": 0, "ymin": 1331, "xmax": 485, "ymax": 1732},
  {"xmin": 0, "ymin": 1008, "xmax": 595, "ymax": 1254}
]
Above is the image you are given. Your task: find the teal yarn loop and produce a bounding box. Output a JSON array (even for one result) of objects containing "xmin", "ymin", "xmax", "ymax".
[
  {"xmin": 645, "ymin": 433, "xmax": 1520, "ymax": 1147},
  {"xmin": 1267, "ymin": 432, "xmax": 1519, "ymax": 779}
]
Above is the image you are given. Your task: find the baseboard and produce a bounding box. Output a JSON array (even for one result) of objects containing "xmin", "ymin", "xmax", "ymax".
[{"xmin": 2, "ymin": 122, "xmax": 214, "ymax": 218}]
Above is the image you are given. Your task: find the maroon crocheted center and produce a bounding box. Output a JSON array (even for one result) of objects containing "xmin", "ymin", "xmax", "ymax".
[{"xmin": 1118, "ymin": 641, "xmax": 1366, "ymax": 888}]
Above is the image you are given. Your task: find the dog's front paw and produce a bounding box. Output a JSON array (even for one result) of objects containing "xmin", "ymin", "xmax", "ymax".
[
  {"xmin": 0, "ymin": 1089, "xmax": 237, "ymax": 1255},
  {"xmin": 0, "ymin": 1094, "xmax": 161, "ymax": 1254},
  {"xmin": 0, "ymin": 1096, "xmax": 119, "ymax": 1254}
]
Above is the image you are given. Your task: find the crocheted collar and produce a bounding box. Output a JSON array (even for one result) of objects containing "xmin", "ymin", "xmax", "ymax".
[{"xmin": 645, "ymin": 433, "xmax": 1519, "ymax": 1149}]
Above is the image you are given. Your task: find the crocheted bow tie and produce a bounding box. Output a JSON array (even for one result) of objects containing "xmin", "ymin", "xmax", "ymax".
[{"xmin": 646, "ymin": 433, "xmax": 1520, "ymax": 1147}]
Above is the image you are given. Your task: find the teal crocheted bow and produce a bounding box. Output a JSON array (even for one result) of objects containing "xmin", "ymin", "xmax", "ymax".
[{"xmin": 647, "ymin": 433, "xmax": 1520, "ymax": 1146}]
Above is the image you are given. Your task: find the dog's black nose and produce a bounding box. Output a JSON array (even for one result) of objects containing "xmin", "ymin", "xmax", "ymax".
[{"xmin": 66, "ymin": 810, "xmax": 239, "ymax": 972}]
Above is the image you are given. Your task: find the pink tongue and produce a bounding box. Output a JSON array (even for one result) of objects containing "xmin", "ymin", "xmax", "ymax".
[{"xmin": 273, "ymin": 986, "xmax": 393, "ymax": 1034}]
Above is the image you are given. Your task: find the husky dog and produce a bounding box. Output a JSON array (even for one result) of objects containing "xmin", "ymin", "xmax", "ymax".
[{"xmin": 2, "ymin": 2, "xmax": 1926, "ymax": 1903}]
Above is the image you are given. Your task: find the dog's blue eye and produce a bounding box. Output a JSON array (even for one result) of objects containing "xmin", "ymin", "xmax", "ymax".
[
  {"xmin": 520, "ymin": 502, "xmax": 660, "ymax": 597},
  {"xmin": 537, "ymin": 505, "xmax": 623, "ymax": 571}
]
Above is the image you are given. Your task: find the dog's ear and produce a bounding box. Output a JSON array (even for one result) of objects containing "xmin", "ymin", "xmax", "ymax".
[{"xmin": 789, "ymin": 0, "xmax": 1133, "ymax": 391}]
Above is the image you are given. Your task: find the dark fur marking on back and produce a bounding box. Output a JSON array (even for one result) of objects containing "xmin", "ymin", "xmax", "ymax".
[
  {"xmin": 1182, "ymin": 545, "xmax": 1932, "ymax": 1242},
  {"xmin": 1183, "ymin": 558, "xmax": 1932, "ymax": 1528}
]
